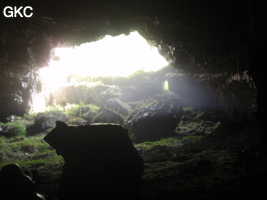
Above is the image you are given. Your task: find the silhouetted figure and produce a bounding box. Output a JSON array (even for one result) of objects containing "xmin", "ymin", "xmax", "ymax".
[
  {"xmin": 0, "ymin": 163, "xmax": 44, "ymax": 200},
  {"xmin": 44, "ymin": 121, "xmax": 144, "ymax": 200}
]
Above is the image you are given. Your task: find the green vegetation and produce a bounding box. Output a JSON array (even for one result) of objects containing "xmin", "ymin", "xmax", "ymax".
[
  {"xmin": 127, "ymin": 100, "xmax": 157, "ymax": 117},
  {"xmin": 183, "ymin": 107, "xmax": 193, "ymax": 111},
  {"xmin": 143, "ymin": 161, "xmax": 179, "ymax": 180},
  {"xmin": 65, "ymin": 104, "xmax": 83, "ymax": 117},
  {"xmin": 129, "ymin": 69, "xmax": 148, "ymax": 78},
  {"xmin": 67, "ymin": 117, "xmax": 85, "ymax": 125},
  {"xmin": 54, "ymin": 103, "xmax": 101, "ymax": 118},
  {"xmin": 28, "ymin": 102, "xmax": 101, "ymax": 125},
  {"xmin": 128, "ymin": 132, "xmax": 136, "ymax": 141},
  {"xmin": 0, "ymin": 102, "xmax": 261, "ymax": 200},
  {"xmin": 65, "ymin": 103, "xmax": 101, "ymax": 124},
  {"xmin": 0, "ymin": 134, "xmax": 63, "ymax": 170},
  {"xmin": 87, "ymin": 103, "xmax": 101, "ymax": 114},
  {"xmin": 0, "ymin": 122, "xmax": 26, "ymax": 137},
  {"xmin": 48, "ymin": 84, "xmax": 103, "ymax": 106},
  {"xmin": 41, "ymin": 105, "xmax": 62, "ymax": 114},
  {"xmin": 135, "ymin": 136, "xmax": 203, "ymax": 151},
  {"xmin": 178, "ymin": 121, "xmax": 200, "ymax": 133},
  {"xmin": 10, "ymin": 122, "xmax": 27, "ymax": 137},
  {"xmin": 15, "ymin": 115, "xmax": 35, "ymax": 126},
  {"xmin": 0, "ymin": 132, "xmax": 203, "ymax": 172}
]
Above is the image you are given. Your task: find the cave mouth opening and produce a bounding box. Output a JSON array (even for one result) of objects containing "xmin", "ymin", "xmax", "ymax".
[{"xmin": 32, "ymin": 31, "xmax": 169, "ymax": 113}]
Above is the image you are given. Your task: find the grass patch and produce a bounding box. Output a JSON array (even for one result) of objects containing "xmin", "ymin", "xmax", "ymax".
[
  {"xmin": 183, "ymin": 107, "xmax": 193, "ymax": 111},
  {"xmin": 128, "ymin": 100, "xmax": 157, "ymax": 117},
  {"xmin": 0, "ymin": 122, "xmax": 26, "ymax": 137},
  {"xmin": 0, "ymin": 134, "xmax": 62, "ymax": 170},
  {"xmin": 67, "ymin": 116, "xmax": 85, "ymax": 125},
  {"xmin": 143, "ymin": 161, "xmax": 180, "ymax": 180},
  {"xmin": 87, "ymin": 103, "xmax": 101, "ymax": 114},
  {"xmin": 64, "ymin": 104, "xmax": 82, "ymax": 117},
  {"xmin": 65, "ymin": 103, "xmax": 100, "ymax": 118},
  {"xmin": 17, "ymin": 155, "xmax": 64, "ymax": 170},
  {"xmin": 135, "ymin": 136, "xmax": 203, "ymax": 151}
]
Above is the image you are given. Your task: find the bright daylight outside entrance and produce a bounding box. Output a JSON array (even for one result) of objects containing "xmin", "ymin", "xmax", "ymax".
[{"xmin": 32, "ymin": 31, "xmax": 169, "ymax": 113}]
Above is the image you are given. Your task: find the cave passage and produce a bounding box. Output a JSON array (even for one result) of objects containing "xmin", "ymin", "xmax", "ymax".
[{"xmin": 32, "ymin": 31, "xmax": 169, "ymax": 113}]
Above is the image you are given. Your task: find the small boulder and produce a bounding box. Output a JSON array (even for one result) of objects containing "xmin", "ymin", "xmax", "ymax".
[
  {"xmin": 100, "ymin": 86, "xmax": 122, "ymax": 102},
  {"xmin": 105, "ymin": 98, "xmax": 132, "ymax": 116},
  {"xmin": 27, "ymin": 111, "xmax": 66, "ymax": 134},
  {"xmin": 91, "ymin": 108, "xmax": 124, "ymax": 125},
  {"xmin": 34, "ymin": 111, "xmax": 66, "ymax": 130}
]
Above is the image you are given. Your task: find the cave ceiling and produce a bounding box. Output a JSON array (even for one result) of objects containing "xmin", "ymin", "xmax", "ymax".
[{"xmin": 1, "ymin": 0, "xmax": 265, "ymax": 75}]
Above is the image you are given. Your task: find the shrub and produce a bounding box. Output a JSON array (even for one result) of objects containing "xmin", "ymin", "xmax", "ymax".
[
  {"xmin": 183, "ymin": 107, "xmax": 192, "ymax": 111},
  {"xmin": 135, "ymin": 137, "xmax": 181, "ymax": 150},
  {"xmin": 65, "ymin": 103, "xmax": 101, "ymax": 121},
  {"xmin": 14, "ymin": 116, "xmax": 34, "ymax": 126},
  {"xmin": 128, "ymin": 132, "xmax": 136, "ymax": 142},
  {"xmin": 65, "ymin": 103, "xmax": 100, "ymax": 124},
  {"xmin": 182, "ymin": 135, "xmax": 203, "ymax": 143},
  {"xmin": 67, "ymin": 117, "xmax": 85, "ymax": 125},
  {"xmin": 64, "ymin": 104, "xmax": 82, "ymax": 117},
  {"xmin": 0, "ymin": 122, "xmax": 26, "ymax": 138},
  {"xmin": 88, "ymin": 104, "xmax": 101, "ymax": 114},
  {"xmin": 127, "ymin": 100, "xmax": 157, "ymax": 117},
  {"xmin": 42, "ymin": 105, "xmax": 62, "ymax": 114}
]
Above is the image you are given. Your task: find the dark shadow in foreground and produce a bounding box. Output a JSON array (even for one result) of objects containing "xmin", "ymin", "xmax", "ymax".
[
  {"xmin": 0, "ymin": 163, "xmax": 44, "ymax": 200},
  {"xmin": 44, "ymin": 121, "xmax": 144, "ymax": 200}
]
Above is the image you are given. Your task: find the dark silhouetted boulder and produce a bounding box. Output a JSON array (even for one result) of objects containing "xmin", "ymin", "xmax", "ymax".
[
  {"xmin": 0, "ymin": 163, "xmax": 45, "ymax": 200},
  {"xmin": 125, "ymin": 95, "xmax": 183, "ymax": 143},
  {"xmin": 44, "ymin": 121, "xmax": 144, "ymax": 200}
]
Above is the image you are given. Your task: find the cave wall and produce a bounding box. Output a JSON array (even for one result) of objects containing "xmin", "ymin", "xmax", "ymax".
[
  {"xmin": 0, "ymin": 0, "xmax": 266, "ymax": 122},
  {"xmin": 0, "ymin": 68, "xmax": 41, "ymax": 121}
]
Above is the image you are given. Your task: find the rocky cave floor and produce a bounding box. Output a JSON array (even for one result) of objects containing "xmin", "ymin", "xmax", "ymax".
[
  {"xmin": 34, "ymin": 119, "xmax": 267, "ymax": 200},
  {"xmin": 139, "ymin": 120, "xmax": 267, "ymax": 200}
]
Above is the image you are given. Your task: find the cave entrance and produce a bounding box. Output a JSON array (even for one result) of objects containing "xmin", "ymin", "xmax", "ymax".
[{"xmin": 32, "ymin": 31, "xmax": 169, "ymax": 113}]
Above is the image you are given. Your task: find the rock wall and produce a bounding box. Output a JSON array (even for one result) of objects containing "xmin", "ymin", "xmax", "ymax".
[{"xmin": 0, "ymin": 67, "xmax": 41, "ymax": 121}]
